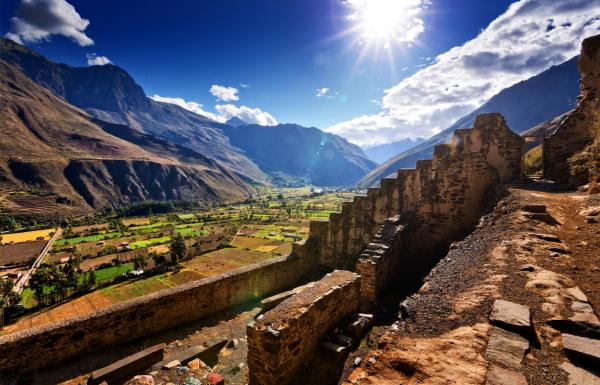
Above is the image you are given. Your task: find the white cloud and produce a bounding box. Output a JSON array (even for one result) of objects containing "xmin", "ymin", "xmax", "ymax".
[
  {"xmin": 209, "ymin": 85, "xmax": 239, "ymax": 102},
  {"xmin": 215, "ymin": 104, "xmax": 278, "ymax": 126},
  {"xmin": 240, "ymin": 83, "xmax": 251, "ymax": 88},
  {"xmin": 150, "ymin": 95, "xmax": 277, "ymax": 126},
  {"xmin": 86, "ymin": 53, "xmax": 111, "ymax": 66},
  {"xmin": 316, "ymin": 87, "xmax": 330, "ymax": 97},
  {"xmin": 150, "ymin": 95, "xmax": 222, "ymax": 122},
  {"xmin": 327, "ymin": 0, "xmax": 600, "ymax": 147},
  {"xmin": 5, "ymin": 0, "xmax": 94, "ymax": 46}
]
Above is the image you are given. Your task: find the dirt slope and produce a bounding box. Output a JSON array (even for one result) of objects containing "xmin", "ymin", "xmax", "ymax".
[{"xmin": 344, "ymin": 185, "xmax": 600, "ymax": 385}]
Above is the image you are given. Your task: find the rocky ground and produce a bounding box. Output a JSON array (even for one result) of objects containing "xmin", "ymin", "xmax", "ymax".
[{"xmin": 343, "ymin": 183, "xmax": 600, "ymax": 385}]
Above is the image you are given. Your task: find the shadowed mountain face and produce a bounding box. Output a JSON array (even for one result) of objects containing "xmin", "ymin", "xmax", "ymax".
[
  {"xmin": 0, "ymin": 59, "xmax": 254, "ymax": 215},
  {"xmin": 359, "ymin": 56, "xmax": 581, "ymax": 187},
  {"xmin": 0, "ymin": 38, "xmax": 268, "ymax": 184},
  {"xmin": 221, "ymin": 124, "xmax": 377, "ymax": 186}
]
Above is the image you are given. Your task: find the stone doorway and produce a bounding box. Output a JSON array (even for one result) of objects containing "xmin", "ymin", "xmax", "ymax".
[{"xmin": 522, "ymin": 136, "xmax": 544, "ymax": 177}]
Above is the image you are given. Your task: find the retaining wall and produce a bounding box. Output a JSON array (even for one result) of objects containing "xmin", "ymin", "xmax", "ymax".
[
  {"xmin": 247, "ymin": 270, "xmax": 361, "ymax": 385},
  {"xmin": 0, "ymin": 244, "xmax": 314, "ymax": 373}
]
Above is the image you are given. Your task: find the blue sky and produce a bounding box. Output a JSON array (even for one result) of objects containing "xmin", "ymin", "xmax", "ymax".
[{"xmin": 2, "ymin": 0, "xmax": 600, "ymax": 147}]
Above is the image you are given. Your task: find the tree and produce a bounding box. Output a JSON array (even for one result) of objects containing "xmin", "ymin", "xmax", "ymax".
[
  {"xmin": 133, "ymin": 254, "xmax": 147, "ymax": 270},
  {"xmin": 169, "ymin": 233, "xmax": 186, "ymax": 265},
  {"xmin": 0, "ymin": 216, "xmax": 17, "ymax": 232},
  {"xmin": 0, "ymin": 279, "xmax": 20, "ymax": 311},
  {"xmin": 82, "ymin": 271, "xmax": 96, "ymax": 291}
]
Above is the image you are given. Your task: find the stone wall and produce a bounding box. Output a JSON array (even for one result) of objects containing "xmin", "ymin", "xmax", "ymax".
[
  {"xmin": 246, "ymin": 270, "xmax": 361, "ymax": 385},
  {"xmin": 544, "ymin": 35, "xmax": 599, "ymax": 185},
  {"xmin": 357, "ymin": 216, "xmax": 405, "ymax": 302},
  {"xmin": 0, "ymin": 248, "xmax": 313, "ymax": 373},
  {"xmin": 295, "ymin": 113, "xmax": 523, "ymax": 274}
]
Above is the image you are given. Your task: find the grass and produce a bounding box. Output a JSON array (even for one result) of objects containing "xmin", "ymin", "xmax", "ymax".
[
  {"xmin": 130, "ymin": 236, "xmax": 171, "ymax": 249},
  {"xmin": 177, "ymin": 213, "xmax": 196, "ymax": 221},
  {"xmin": 55, "ymin": 231, "xmax": 121, "ymax": 246},
  {"xmin": 89, "ymin": 263, "xmax": 134, "ymax": 282},
  {"xmin": 1, "ymin": 228, "xmax": 55, "ymax": 245},
  {"xmin": 176, "ymin": 228, "xmax": 208, "ymax": 237}
]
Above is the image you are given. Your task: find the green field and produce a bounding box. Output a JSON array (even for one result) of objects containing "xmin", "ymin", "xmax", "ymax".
[{"xmin": 55, "ymin": 231, "xmax": 122, "ymax": 246}]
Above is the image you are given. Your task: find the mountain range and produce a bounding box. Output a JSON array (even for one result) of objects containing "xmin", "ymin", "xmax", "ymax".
[
  {"xmin": 358, "ymin": 56, "xmax": 581, "ymax": 187},
  {"xmin": 0, "ymin": 38, "xmax": 376, "ymax": 215},
  {"xmin": 363, "ymin": 138, "xmax": 427, "ymax": 164}
]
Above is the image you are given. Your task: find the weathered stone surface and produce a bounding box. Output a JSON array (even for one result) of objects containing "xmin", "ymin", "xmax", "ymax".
[
  {"xmin": 88, "ymin": 343, "xmax": 165, "ymax": 385},
  {"xmin": 485, "ymin": 327, "xmax": 529, "ymax": 369},
  {"xmin": 247, "ymin": 270, "xmax": 361, "ymax": 385},
  {"xmin": 490, "ymin": 300, "xmax": 531, "ymax": 334},
  {"xmin": 162, "ymin": 340, "xmax": 227, "ymax": 369},
  {"xmin": 521, "ymin": 204, "xmax": 547, "ymax": 213},
  {"xmin": 485, "ymin": 364, "xmax": 528, "ymax": 385},
  {"xmin": 562, "ymin": 334, "xmax": 600, "ymax": 366},
  {"xmin": 560, "ymin": 362, "xmax": 600, "ymax": 385}
]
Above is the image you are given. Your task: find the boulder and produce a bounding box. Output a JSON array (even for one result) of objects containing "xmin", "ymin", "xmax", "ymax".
[{"xmin": 162, "ymin": 360, "xmax": 180, "ymax": 370}]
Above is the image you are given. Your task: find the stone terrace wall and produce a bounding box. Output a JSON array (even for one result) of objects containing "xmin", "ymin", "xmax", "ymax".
[
  {"xmin": 544, "ymin": 35, "xmax": 599, "ymax": 185},
  {"xmin": 247, "ymin": 270, "xmax": 360, "ymax": 385},
  {"xmin": 0, "ymin": 246, "xmax": 314, "ymax": 373},
  {"xmin": 302, "ymin": 160, "xmax": 430, "ymax": 270},
  {"xmin": 408, "ymin": 114, "xmax": 523, "ymax": 259},
  {"xmin": 357, "ymin": 216, "xmax": 405, "ymax": 302},
  {"xmin": 295, "ymin": 113, "xmax": 522, "ymax": 273}
]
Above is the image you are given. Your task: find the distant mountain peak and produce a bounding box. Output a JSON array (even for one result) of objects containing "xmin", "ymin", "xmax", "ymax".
[{"xmin": 225, "ymin": 116, "xmax": 249, "ymax": 127}]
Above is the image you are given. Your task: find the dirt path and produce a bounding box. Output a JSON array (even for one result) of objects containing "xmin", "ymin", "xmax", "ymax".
[{"xmin": 344, "ymin": 186, "xmax": 600, "ymax": 385}]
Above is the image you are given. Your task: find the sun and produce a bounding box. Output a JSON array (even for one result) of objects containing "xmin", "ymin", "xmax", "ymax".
[{"xmin": 347, "ymin": 0, "xmax": 426, "ymax": 44}]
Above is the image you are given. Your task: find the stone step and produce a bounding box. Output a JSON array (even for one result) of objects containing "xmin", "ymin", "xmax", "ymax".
[
  {"xmin": 485, "ymin": 327, "xmax": 529, "ymax": 369},
  {"xmin": 152, "ymin": 340, "xmax": 227, "ymax": 371},
  {"xmin": 562, "ymin": 333, "xmax": 600, "ymax": 368},
  {"xmin": 489, "ymin": 300, "xmax": 533, "ymax": 340},
  {"xmin": 88, "ymin": 343, "xmax": 165, "ymax": 385},
  {"xmin": 485, "ymin": 364, "xmax": 528, "ymax": 385}
]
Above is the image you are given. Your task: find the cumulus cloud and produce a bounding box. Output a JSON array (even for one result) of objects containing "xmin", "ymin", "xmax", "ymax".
[
  {"xmin": 209, "ymin": 85, "xmax": 239, "ymax": 102},
  {"xmin": 150, "ymin": 95, "xmax": 277, "ymax": 126},
  {"xmin": 86, "ymin": 53, "xmax": 111, "ymax": 66},
  {"xmin": 5, "ymin": 0, "xmax": 94, "ymax": 46},
  {"xmin": 327, "ymin": 0, "xmax": 600, "ymax": 147}
]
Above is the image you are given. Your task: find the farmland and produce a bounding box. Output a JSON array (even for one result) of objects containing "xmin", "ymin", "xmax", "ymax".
[{"xmin": 0, "ymin": 187, "xmax": 357, "ymax": 333}]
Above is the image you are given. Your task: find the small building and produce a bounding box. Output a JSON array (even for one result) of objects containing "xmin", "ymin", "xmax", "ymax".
[
  {"xmin": 59, "ymin": 257, "xmax": 71, "ymax": 264},
  {"xmin": 269, "ymin": 232, "xmax": 278, "ymax": 236},
  {"xmin": 120, "ymin": 241, "xmax": 130, "ymax": 247}
]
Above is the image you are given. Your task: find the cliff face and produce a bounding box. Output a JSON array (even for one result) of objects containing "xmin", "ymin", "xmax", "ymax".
[{"xmin": 544, "ymin": 35, "xmax": 600, "ymax": 186}]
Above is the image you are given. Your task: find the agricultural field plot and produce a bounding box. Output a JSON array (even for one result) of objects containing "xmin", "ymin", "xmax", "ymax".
[
  {"xmin": 4, "ymin": 186, "xmax": 352, "ymax": 334},
  {"xmin": 0, "ymin": 240, "xmax": 47, "ymax": 266},
  {"xmin": 0, "ymin": 228, "xmax": 55, "ymax": 244},
  {"xmin": 5, "ymin": 247, "xmax": 277, "ymax": 333}
]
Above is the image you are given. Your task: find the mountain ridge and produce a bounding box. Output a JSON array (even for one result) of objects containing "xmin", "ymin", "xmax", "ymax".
[{"xmin": 358, "ymin": 56, "xmax": 581, "ymax": 187}]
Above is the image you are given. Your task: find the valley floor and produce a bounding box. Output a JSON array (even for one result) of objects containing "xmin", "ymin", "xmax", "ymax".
[{"xmin": 343, "ymin": 185, "xmax": 600, "ymax": 385}]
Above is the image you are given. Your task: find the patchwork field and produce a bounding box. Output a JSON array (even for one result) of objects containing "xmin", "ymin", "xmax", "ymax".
[{"xmin": 1, "ymin": 187, "xmax": 353, "ymax": 333}]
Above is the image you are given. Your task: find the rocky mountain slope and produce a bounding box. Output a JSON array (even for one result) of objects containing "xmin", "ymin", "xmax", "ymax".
[
  {"xmin": 0, "ymin": 38, "xmax": 268, "ymax": 184},
  {"xmin": 0, "ymin": 60, "xmax": 253, "ymax": 215},
  {"xmin": 221, "ymin": 123, "xmax": 376, "ymax": 186},
  {"xmin": 359, "ymin": 56, "xmax": 580, "ymax": 187}
]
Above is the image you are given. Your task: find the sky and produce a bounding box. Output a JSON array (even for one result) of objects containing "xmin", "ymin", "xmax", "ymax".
[{"xmin": 2, "ymin": 0, "xmax": 600, "ymax": 148}]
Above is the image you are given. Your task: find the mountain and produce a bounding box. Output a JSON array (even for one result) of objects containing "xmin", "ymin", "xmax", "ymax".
[
  {"xmin": 521, "ymin": 112, "xmax": 570, "ymax": 138},
  {"xmin": 0, "ymin": 38, "xmax": 268, "ymax": 184},
  {"xmin": 0, "ymin": 60, "xmax": 253, "ymax": 216},
  {"xmin": 363, "ymin": 138, "xmax": 426, "ymax": 164},
  {"xmin": 358, "ymin": 56, "xmax": 581, "ymax": 187},
  {"xmin": 220, "ymin": 123, "xmax": 377, "ymax": 186},
  {"xmin": 225, "ymin": 117, "xmax": 249, "ymax": 127}
]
